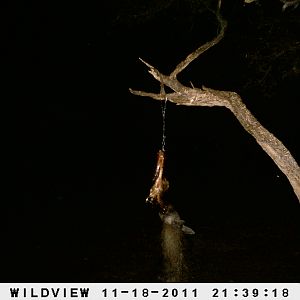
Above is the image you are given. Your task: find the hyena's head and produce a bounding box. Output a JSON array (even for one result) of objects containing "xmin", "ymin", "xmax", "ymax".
[{"xmin": 159, "ymin": 204, "xmax": 195, "ymax": 235}]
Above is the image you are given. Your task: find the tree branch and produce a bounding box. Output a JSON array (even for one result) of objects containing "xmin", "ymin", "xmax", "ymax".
[
  {"xmin": 170, "ymin": 8, "xmax": 227, "ymax": 78},
  {"xmin": 129, "ymin": 5, "xmax": 300, "ymax": 203}
]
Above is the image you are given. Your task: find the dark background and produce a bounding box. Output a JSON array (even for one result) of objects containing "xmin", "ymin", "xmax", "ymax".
[{"xmin": 3, "ymin": 0, "xmax": 300, "ymax": 282}]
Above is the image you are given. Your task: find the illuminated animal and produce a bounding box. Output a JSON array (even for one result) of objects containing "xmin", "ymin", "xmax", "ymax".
[
  {"xmin": 146, "ymin": 150, "xmax": 195, "ymax": 234},
  {"xmin": 159, "ymin": 204, "xmax": 195, "ymax": 235}
]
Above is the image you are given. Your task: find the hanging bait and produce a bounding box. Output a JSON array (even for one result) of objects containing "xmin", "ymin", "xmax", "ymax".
[
  {"xmin": 146, "ymin": 150, "xmax": 195, "ymax": 235},
  {"xmin": 146, "ymin": 149, "xmax": 169, "ymax": 211},
  {"xmin": 145, "ymin": 83, "xmax": 194, "ymax": 235}
]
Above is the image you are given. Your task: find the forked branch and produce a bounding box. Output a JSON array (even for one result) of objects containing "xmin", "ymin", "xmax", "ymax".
[{"xmin": 129, "ymin": 5, "xmax": 300, "ymax": 202}]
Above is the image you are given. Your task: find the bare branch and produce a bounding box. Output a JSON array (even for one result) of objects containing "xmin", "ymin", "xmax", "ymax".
[
  {"xmin": 129, "ymin": 4, "xmax": 300, "ymax": 202},
  {"xmin": 170, "ymin": 13, "xmax": 227, "ymax": 78},
  {"xmin": 130, "ymin": 80, "xmax": 300, "ymax": 202},
  {"xmin": 129, "ymin": 88, "xmax": 165, "ymax": 100}
]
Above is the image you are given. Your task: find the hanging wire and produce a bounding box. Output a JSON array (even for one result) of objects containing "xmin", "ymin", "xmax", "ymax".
[{"xmin": 160, "ymin": 82, "xmax": 168, "ymax": 151}]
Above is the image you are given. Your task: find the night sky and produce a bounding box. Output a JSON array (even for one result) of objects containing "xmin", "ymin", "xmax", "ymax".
[{"xmin": 4, "ymin": 1, "xmax": 300, "ymax": 282}]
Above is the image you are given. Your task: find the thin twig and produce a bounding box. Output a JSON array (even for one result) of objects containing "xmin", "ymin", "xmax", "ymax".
[{"xmin": 170, "ymin": 13, "xmax": 227, "ymax": 78}]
